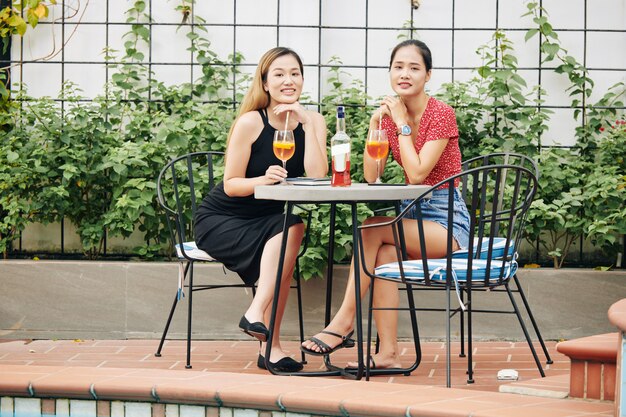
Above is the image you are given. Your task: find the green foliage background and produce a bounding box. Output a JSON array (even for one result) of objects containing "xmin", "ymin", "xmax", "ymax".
[{"xmin": 1, "ymin": 1, "xmax": 625, "ymax": 274}]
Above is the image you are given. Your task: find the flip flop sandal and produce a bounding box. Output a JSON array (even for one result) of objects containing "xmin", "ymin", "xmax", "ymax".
[{"xmin": 300, "ymin": 330, "xmax": 355, "ymax": 356}]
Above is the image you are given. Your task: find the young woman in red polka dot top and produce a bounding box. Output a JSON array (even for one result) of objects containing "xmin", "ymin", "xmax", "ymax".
[{"xmin": 301, "ymin": 40, "xmax": 471, "ymax": 371}]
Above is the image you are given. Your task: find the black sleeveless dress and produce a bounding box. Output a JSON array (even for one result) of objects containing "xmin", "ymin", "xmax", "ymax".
[{"xmin": 194, "ymin": 109, "xmax": 306, "ymax": 286}]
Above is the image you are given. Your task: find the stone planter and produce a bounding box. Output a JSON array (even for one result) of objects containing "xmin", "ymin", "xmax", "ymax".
[{"xmin": 0, "ymin": 260, "xmax": 624, "ymax": 341}]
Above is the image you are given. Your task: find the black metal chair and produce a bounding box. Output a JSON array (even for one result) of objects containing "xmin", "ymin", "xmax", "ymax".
[
  {"xmin": 358, "ymin": 164, "xmax": 542, "ymax": 386},
  {"xmin": 457, "ymin": 152, "xmax": 552, "ymax": 369},
  {"xmin": 154, "ymin": 151, "xmax": 309, "ymax": 368}
]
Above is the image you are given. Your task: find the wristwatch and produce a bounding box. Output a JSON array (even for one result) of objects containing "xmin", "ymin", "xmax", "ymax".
[{"xmin": 398, "ymin": 124, "xmax": 412, "ymax": 136}]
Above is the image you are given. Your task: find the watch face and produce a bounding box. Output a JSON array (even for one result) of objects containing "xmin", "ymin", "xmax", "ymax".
[{"xmin": 400, "ymin": 125, "xmax": 412, "ymax": 136}]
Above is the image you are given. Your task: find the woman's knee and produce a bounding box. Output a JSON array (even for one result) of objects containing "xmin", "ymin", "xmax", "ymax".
[
  {"xmin": 376, "ymin": 244, "xmax": 398, "ymax": 265},
  {"xmin": 362, "ymin": 216, "xmax": 390, "ymax": 239}
]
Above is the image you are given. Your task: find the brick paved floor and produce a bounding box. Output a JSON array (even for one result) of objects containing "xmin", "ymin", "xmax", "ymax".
[
  {"xmin": 0, "ymin": 338, "xmax": 616, "ymax": 417},
  {"xmin": 0, "ymin": 338, "xmax": 568, "ymax": 392}
]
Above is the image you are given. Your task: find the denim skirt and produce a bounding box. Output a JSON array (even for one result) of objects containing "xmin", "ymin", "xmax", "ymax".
[{"xmin": 400, "ymin": 187, "xmax": 471, "ymax": 249}]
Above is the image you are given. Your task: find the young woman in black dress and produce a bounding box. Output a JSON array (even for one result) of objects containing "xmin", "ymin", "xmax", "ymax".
[{"xmin": 195, "ymin": 47, "xmax": 328, "ymax": 372}]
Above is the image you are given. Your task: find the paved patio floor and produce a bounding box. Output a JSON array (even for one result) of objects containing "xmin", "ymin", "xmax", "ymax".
[{"xmin": 0, "ymin": 338, "xmax": 616, "ymax": 416}]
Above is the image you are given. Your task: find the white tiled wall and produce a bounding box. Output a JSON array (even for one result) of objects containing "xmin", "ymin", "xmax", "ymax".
[
  {"xmin": 0, "ymin": 398, "xmax": 314, "ymax": 417},
  {"xmin": 55, "ymin": 400, "xmax": 69, "ymax": 417},
  {"xmin": 7, "ymin": 0, "xmax": 626, "ymax": 147},
  {"xmin": 1, "ymin": 397, "xmax": 14, "ymax": 417},
  {"xmin": 13, "ymin": 398, "xmax": 40, "ymax": 417},
  {"xmin": 69, "ymin": 400, "xmax": 96, "ymax": 417}
]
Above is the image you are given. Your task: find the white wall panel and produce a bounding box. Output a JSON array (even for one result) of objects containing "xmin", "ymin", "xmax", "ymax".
[
  {"xmin": 588, "ymin": 70, "xmax": 626, "ymax": 103},
  {"xmin": 72, "ymin": 0, "xmax": 107, "ymax": 24},
  {"xmin": 279, "ymin": 28, "xmax": 319, "ymax": 65},
  {"xmin": 236, "ymin": 0, "xmax": 278, "ymax": 25},
  {"xmin": 7, "ymin": 0, "xmax": 624, "ymax": 153},
  {"xmin": 195, "ymin": 0, "xmax": 234, "ymax": 24},
  {"xmin": 453, "ymin": 30, "xmax": 494, "ymax": 68},
  {"xmin": 64, "ymin": 64, "xmax": 106, "ymax": 98},
  {"xmin": 321, "ymin": 0, "xmax": 366, "ymax": 27},
  {"xmin": 151, "ymin": 64, "xmax": 192, "ymax": 88},
  {"xmin": 587, "ymin": 32, "xmax": 626, "ymax": 69},
  {"xmin": 415, "ymin": 30, "xmax": 453, "ymax": 69},
  {"xmin": 107, "ymin": 1, "xmax": 134, "ymax": 23},
  {"xmin": 542, "ymin": 108, "xmax": 580, "ymax": 147},
  {"xmin": 368, "ymin": 0, "xmax": 410, "ymax": 29},
  {"xmin": 543, "ymin": 0, "xmax": 585, "ymax": 29},
  {"xmin": 541, "ymin": 69, "xmax": 579, "ymax": 107},
  {"xmin": 151, "ymin": 0, "xmax": 181, "ymax": 25},
  {"xmin": 235, "ymin": 26, "xmax": 277, "ymax": 64},
  {"xmin": 202, "ymin": 27, "xmax": 235, "ymax": 60},
  {"xmin": 63, "ymin": 24, "xmax": 107, "ymax": 62},
  {"xmin": 151, "ymin": 25, "xmax": 192, "ymax": 64},
  {"xmin": 587, "ymin": 0, "xmax": 626, "ymax": 30},
  {"xmin": 301, "ymin": 65, "xmax": 320, "ymax": 104},
  {"xmin": 426, "ymin": 68, "xmax": 453, "ymax": 96},
  {"xmin": 366, "ymin": 30, "xmax": 399, "ymax": 67},
  {"xmin": 412, "ymin": 0, "xmax": 453, "ymax": 29},
  {"xmin": 505, "ymin": 30, "xmax": 541, "ymax": 68},
  {"xmin": 320, "ymin": 29, "xmax": 366, "ymax": 67},
  {"xmin": 366, "ymin": 67, "xmax": 393, "ymax": 102},
  {"xmin": 20, "ymin": 63, "xmax": 63, "ymax": 97},
  {"xmin": 279, "ymin": 0, "xmax": 320, "ymax": 26},
  {"xmin": 16, "ymin": 21, "xmax": 63, "ymax": 62},
  {"xmin": 498, "ymin": 1, "xmax": 533, "ymax": 29},
  {"xmin": 455, "ymin": 0, "xmax": 497, "ymax": 29}
]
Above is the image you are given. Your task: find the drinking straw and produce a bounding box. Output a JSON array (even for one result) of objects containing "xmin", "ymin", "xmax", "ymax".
[
  {"xmin": 378, "ymin": 109, "xmax": 382, "ymax": 131},
  {"xmin": 284, "ymin": 111, "xmax": 290, "ymax": 132}
]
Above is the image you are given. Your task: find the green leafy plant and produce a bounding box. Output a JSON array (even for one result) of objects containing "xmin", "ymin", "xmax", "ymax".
[
  {"xmin": 1, "ymin": 0, "xmax": 625, "ymax": 274},
  {"xmin": 1, "ymin": 1, "xmax": 59, "ymax": 119}
]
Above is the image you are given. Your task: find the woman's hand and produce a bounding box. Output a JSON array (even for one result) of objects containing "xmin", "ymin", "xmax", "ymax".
[
  {"xmin": 381, "ymin": 96, "xmax": 410, "ymax": 125},
  {"xmin": 263, "ymin": 164, "xmax": 288, "ymax": 184},
  {"xmin": 273, "ymin": 102, "xmax": 312, "ymax": 126}
]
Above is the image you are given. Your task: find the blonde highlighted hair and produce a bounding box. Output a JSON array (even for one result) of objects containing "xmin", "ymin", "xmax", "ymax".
[{"xmin": 226, "ymin": 47, "xmax": 304, "ymax": 146}]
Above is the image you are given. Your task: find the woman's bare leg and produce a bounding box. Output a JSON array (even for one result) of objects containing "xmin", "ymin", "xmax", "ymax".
[
  {"xmin": 301, "ymin": 216, "xmax": 400, "ymax": 353},
  {"xmin": 302, "ymin": 216, "xmax": 458, "ymax": 367},
  {"xmin": 245, "ymin": 223, "xmax": 304, "ymax": 362}
]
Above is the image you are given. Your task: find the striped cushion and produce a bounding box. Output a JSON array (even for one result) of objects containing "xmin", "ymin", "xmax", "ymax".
[
  {"xmin": 375, "ymin": 257, "xmax": 517, "ymax": 284},
  {"xmin": 452, "ymin": 237, "xmax": 514, "ymax": 259},
  {"xmin": 175, "ymin": 242, "xmax": 215, "ymax": 261}
]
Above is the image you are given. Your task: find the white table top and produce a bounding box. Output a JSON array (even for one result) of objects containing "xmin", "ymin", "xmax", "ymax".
[{"xmin": 255, "ymin": 183, "xmax": 430, "ymax": 202}]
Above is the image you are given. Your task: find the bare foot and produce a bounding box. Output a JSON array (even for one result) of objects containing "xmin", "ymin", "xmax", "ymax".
[{"xmin": 347, "ymin": 353, "xmax": 401, "ymax": 369}]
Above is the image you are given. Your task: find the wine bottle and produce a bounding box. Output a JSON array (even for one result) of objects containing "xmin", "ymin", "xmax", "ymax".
[{"xmin": 330, "ymin": 106, "xmax": 351, "ymax": 187}]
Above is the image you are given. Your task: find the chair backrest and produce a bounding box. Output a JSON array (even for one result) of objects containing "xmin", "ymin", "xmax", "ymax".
[
  {"xmin": 462, "ymin": 152, "xmax": 539, "ymax": 179},
  {"xmin": 156, "ymin": 151, "xmax": 224, "ymax": 252},
  {"xmin": 461, "ymin": 152, "xmax": 538, "ymax": 241},
  {"xmin": 410, "ymin": 164, "xmax": 537, "ymax": 286}
]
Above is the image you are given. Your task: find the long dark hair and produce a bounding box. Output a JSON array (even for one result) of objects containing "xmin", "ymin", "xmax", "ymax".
[{"xmin": 389, "ymin": 39, "xmax": 432, "ymax": 72}]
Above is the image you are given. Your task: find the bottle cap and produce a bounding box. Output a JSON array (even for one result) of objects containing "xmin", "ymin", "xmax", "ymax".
[{"xmin": 337, "ymin": 106, "xmax": 345, "ymax": 118}]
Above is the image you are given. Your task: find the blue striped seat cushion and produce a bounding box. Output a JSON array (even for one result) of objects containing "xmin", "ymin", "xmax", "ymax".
[
  {"xmin": 452, "ymin": 237, "xmax": 514, "ymax": 259},
  {"xmin": 175, "ymin": 241, "xmax": 215, "ymax": 261},
  {"xmin": 375, "ymin": 257, "xmax": 517, "ymax": 284}
]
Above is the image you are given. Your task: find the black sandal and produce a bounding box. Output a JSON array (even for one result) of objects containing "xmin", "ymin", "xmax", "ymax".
[{"xmin": 300, "ymin": 330, "xmax": 355, "ymax": 356}]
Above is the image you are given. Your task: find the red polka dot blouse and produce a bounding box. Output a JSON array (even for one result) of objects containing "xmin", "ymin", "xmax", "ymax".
[{"xmin": 381, "ymin": 97, "xmax": 461, "ymax": 188}]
